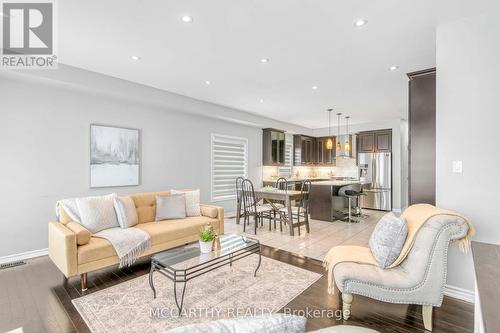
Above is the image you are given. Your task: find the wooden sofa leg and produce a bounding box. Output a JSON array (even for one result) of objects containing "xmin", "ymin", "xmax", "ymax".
[
  {"xmin": 422, "ymin": 305, "xmax": 433, "ymax": 331},
  {"xmin": 81, "ymin": 273, "xmax": 88, "ymax": 292},
  {"xmin": 342, "ymin": 293, "xmax": 353, "ymax": 320}
]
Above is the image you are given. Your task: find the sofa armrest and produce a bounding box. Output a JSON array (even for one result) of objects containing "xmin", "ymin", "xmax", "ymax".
[
  {"xmin": 200, "ymin": 204, "xmax": 224, "ymax": 235},
  {"xmin": 48, "ymin": 221, "xmax": 78, "ymax": 278},
  {"xmin": 65, "ymin": 221, "xmax": 91, "ymax": 245}
]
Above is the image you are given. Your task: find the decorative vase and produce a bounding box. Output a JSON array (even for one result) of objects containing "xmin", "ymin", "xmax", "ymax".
[
  {"xmin": 212, "ymin": 234, "xmax": 220, "ymax": 251},
  {"xmin": 199, "ymin": 240, "xmax": 213, "ymax": 253}
]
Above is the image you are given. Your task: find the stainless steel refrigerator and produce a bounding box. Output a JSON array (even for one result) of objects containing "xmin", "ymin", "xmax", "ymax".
[{"xmin": 358, "ymin": 152, "xmax": 392, "ymax": 211}]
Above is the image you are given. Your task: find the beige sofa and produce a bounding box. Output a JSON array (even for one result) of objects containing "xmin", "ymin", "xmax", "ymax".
[{"xmin": 48, "ymin": 191, "xmax": 224, "ymax": 290}]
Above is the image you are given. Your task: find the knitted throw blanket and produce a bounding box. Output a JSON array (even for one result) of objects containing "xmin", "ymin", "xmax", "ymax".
[
  {"xmin": 323, "ymin": 204, "xmax": 475, "ymax": 294},
  {"xmin": 94, "ymin": 227, "xmax": 151, "ymax": 268},
  {"xmin": 56, "ymin": 198, "xmax": 151, "ymax": 268}
]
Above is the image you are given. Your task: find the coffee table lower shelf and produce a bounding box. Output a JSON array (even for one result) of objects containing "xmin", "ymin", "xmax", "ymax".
[{"xmin": 149, "ymin": 237, "xmax": 261, "ymax": 314}]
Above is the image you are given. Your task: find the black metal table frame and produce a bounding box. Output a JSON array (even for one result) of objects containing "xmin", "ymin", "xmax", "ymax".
[{"xmin": 149, "ymin": 240, "xmax": 261, "ymax": 314}]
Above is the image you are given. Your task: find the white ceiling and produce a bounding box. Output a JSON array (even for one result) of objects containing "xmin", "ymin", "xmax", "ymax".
[{"xmin": 58, "ymin": 0, "xmax": 497, "ymax": 128}]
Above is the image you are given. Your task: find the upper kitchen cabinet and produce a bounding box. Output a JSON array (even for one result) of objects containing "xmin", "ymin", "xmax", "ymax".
[
  {"xmin": 375, "ymin": 131, "xmax": 391, "ymax": 152},
  {"xmin": 316, "ymin": 136, "xmax": 335, "ymax": 165},
  {"xmin": 262, "ymin": 128, "xmax": 285, "ymax": 166},
  {"xmin": 357, "ymin": 130, "xmax": 392, "ymax": 153},
  {"xmin": 358, "ymin": 132, "xmax": 375, "ymax": 153},
  {"xmin": 293, "ymin": 135, "xmax": 316, "ymax": 165}
]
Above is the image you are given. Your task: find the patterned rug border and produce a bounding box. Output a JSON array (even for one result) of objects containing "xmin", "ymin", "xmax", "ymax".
[{"xmin": 72, "ymin": 256, "xmax": 323, "ymax": 333}]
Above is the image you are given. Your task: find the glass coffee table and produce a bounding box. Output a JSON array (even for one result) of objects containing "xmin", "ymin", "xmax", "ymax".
[{"xmin": 149, "ymin": 233, "xmax": 261, "ymax": 314}]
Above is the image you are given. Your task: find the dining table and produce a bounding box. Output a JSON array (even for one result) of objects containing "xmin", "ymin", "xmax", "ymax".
[{"xmin": 236, "ymin": 187, "xmax": 305, "ymax": 236}]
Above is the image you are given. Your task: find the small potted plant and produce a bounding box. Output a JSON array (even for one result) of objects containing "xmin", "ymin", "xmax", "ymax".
[{"xmin": 199, "ymin": 226, "xmax": 215, "ymax": 253}]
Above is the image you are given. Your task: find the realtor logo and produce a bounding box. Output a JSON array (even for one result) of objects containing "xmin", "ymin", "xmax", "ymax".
[{"xmin": 1, "ymin": 0, "xmax": 57, "ymax": 69}]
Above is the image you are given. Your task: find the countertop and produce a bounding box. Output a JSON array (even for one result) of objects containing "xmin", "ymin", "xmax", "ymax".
[
  {"xmin": 311, "ymin": 180, "xmax": 362, "ymax": 186},
  {"xmin": 471, "ymin": 241, "xmax": 500, "ymax": 333},
  {"xmin": 262, "ymin": 178, "xmax": 330, "ymax": 183}
]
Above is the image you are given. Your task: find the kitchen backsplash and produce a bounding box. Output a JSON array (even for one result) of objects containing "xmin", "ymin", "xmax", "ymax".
[{"xmin": 263, "ymin": 158, "xmax": 358, "ymax": 180}]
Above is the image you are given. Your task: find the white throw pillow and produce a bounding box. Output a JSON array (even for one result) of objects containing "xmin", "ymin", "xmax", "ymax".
[
  {"xmin": 114, "ymin": 196, "xmax": 138, "ymax": 228},
  {"xmin": 171, "ymin": 189, "xmax": 201, "ymax": 217},
  {"xmin": 76, "ymin": 193, "xmax": 119, "ymax": 233}
]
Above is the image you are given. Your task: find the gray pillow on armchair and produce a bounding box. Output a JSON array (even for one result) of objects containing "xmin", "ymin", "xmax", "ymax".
[{"xmin": 369, "ymin": 212, "xmax": 408, "ymax": 268}]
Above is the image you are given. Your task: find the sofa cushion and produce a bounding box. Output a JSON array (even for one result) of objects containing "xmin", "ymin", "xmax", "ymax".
[
  {"xmin": 136, "ymin": 216, "xmax": 219, "ymax": 246},
  {"xmin": 130, "ymin": 191, "xmax": 169, "ymax": 224},
  {"xmin": 77, "ymin": 216, "xmax": 220, "ymax": 264},
  {"xmin": 156, "ymin": 193, "xmax": 186, "ymax": 220},
  {"xmin": 369, "ymin": 212, "xmax": 408, "ymax": 268},
  {"xmin": 76, "ymin": 194, "xmax": 119, "ymax": 233},
  {"xmin": 171, "ymin": 189, "xmax": 201, "ymax": 217},
  {"xmin": 59, "ymin": 208, "xmax": 73, "ymax": 225},
  {"xmin": 65, "ymin": 221, "xmax": 91, "ymax": 245},
  {"xmin": 114, "ymin": 196, "xmax": 138, "ymax": 228}
]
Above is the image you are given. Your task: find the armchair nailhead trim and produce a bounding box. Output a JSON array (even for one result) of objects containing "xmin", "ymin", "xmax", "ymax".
[{"xmin": 340, "ymin": 222, "xmax": 465, "ymax": 306}]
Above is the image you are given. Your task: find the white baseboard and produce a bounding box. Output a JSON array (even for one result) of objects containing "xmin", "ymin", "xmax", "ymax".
[
  {"xmin": 444, "ymin": 284, "xmax": 474, "ymax": 303},
  {"xmin": 0, "ymin": 248, "xmax": 48, "ymax": 265}
]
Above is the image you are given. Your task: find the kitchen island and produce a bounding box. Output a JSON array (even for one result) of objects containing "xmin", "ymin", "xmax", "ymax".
[{"xmin": 309, "ymin": 180, "xmax": 362, "ymax": 221}]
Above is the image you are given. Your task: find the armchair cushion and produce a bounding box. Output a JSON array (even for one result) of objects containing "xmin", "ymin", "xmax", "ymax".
[{"xmin": 369, "ymin": 212, "xmax": 407, "ymax": 268}]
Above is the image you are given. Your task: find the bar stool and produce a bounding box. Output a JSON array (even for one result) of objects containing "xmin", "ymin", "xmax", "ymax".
[{"xmin": 338, "ymin": 184, "xmax": 364, "ymax": 223}]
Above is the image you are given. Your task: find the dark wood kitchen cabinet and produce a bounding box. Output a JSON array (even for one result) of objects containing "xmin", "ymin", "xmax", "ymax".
[
  {"xmin": 262, "ymin": 128, "xmax": 285, "ymax": 166},
  {"xmin": 316, "ymin": 136, "xmax": 335, "ymax": 165},
  {"xmin": 357, "ymin": 130, "xmax": 392, "ymax": 153},
  {"xmin": 293, "ymin": 135, "xmax": 316, "ymax": 165}
]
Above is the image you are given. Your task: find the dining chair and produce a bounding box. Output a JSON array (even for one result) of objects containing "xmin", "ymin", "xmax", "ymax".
[
  {"xmin": 235, "ymin": 177, "xmax": 248, "ymax": 225},
  {"xmin": 279, "ymin": 180, "xmax": 311, "ymax": 235},
  {"xmin": 241, "ymin": 179, "xmax": 274, "ymax": 234}
]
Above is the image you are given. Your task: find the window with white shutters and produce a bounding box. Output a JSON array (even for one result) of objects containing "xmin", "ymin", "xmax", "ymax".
[{"xmin": 211, "ymin": 134, "xmax": 248, "ymax": 202}]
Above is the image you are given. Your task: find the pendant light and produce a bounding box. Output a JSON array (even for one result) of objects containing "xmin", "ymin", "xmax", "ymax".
[
  {"xmin": 336, "ymin": 112, "xmax": 342, "ymax": 151},
  {"xmin": 326, "ymin": 109, "xmax": 333, "ymax": 150},
  {"xmin": 344, "ymin": 116, "xmax": 351, "ymax": 152}
]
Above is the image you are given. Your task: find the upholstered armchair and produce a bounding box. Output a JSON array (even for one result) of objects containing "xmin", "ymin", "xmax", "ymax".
[{"xmin": 334, "ymin": 214, "xmax": 469, "ymax": 331}]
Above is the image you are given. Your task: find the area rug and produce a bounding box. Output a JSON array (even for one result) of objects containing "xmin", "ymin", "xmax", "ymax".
[{"xmin": 72, "ymin": 255, "xmax": 322, "ymax": 333}]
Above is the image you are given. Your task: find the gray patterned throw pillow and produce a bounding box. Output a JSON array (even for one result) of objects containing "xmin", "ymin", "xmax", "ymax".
[
  {"xmin": 155, "ymin": 193, "xmax": 186, "ymax": 220},
  {"xmin": 369, "ymin": 212, "xmax": 408, "ymax": 268}
]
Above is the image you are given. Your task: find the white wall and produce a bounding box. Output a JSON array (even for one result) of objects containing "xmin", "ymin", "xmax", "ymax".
[
  {"xmin": 0, "ymin": 67, "xmax": 310, "ymax": 257},
  {"xmin": 436, "ymin": 12, "xmax": 500, "ymax": 291},
  {"xmin": 313, "ymin": 118, "xmax": 404, "ymax": 212}
]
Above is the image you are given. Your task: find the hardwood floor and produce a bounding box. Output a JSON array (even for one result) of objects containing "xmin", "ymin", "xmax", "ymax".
[{"xmin": 0, "ymin": 246, "xmax": 473, "ymax": 333}]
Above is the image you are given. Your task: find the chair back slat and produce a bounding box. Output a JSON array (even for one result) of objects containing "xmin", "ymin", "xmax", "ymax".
[
  {"xmin": 299, "ymin": 180, "xmax": 311, "ymax": 208},
  {"xmin": 235, "ymin": 177, "xmax": 245, "ymax": 202},
  {"xmin": 241, "ymin": 179, "xmax": 257, "ymax": 215}
]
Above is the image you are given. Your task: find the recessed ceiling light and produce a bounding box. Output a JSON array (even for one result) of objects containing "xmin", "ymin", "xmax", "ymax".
[
  {"xmin": 131, "ymin": 55, "xmax": 141, "ymax": 61},
  {"xmin": 389, "ymin": 65, "xmax": 399, "ymax": 71},
  {"xmin": 353, "ymin": 18, "xmax": 368, "ymax": 28},
  {"xmin": 311, "ymin": 86, "xmax": 318, "ymax": 90},
  {"xmin": 259, "ymin": 98, "xmax": 265, "ymax": 103},
  {"xmin": 181, "ymin": 15, "xmax": 193, "ymax": 23},
  {"xmin": 205, "ymin": 80, "xmax": 212, "ymax": 85},
  {"xmin": 260, "ymin": 57, "xmax": 269, "ymax": 63}
]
